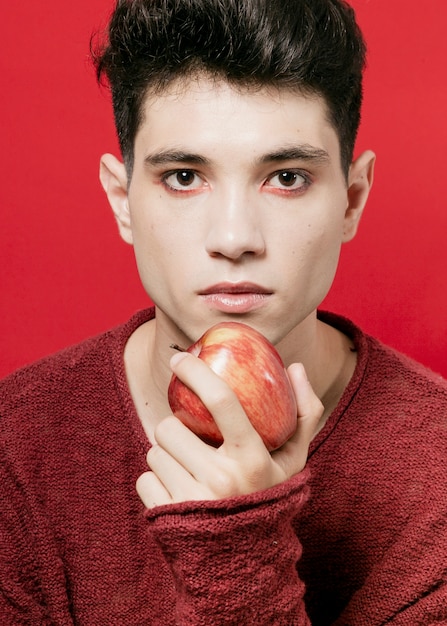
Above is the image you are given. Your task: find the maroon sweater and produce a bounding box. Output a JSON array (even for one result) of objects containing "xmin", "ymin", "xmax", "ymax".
[{"xmin": 1, "ymin": 309, "xmax": 446, "ymax": 625}]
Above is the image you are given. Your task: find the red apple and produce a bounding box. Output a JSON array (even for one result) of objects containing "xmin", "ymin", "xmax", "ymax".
[{"xmin": 167, "ymin": 322, "xmax": 297, "ymax": 451}]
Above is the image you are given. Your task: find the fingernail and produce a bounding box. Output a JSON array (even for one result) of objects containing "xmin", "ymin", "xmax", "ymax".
[{"xmin": 170, "ymin": 351, "xmax": 189, "ymax": 368}]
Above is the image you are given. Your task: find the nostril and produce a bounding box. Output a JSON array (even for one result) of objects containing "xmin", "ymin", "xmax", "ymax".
[{"xmin": 205, "ymin": 227, "xmax": 266, "ymax": 260}]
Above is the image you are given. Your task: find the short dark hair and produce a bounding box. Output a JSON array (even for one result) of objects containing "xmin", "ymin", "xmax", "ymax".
[{"xmin": 93, "ymin": 0, "xmax": 366, "ymax": 178}]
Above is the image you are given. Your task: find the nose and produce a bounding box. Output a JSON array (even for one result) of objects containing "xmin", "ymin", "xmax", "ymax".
[{"xmin": 205, "ymin": 190, "xmax": 266, "ymax": 260}]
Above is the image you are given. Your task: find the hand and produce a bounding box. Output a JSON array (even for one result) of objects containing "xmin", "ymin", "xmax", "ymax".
[{"xmin": 136, "ymin": 352, "xmax": 323, "ymax": 508}]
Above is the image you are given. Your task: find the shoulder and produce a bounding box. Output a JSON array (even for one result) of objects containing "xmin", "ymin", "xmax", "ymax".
[
  {"xmin": 361, "ymin": 330, "xmax": 447, "ymax": 413},
  {"xmin": 0, "ymin": 308, "xmax": 154, "ymax": 423},
  {"xmin": 314, "ymin": 312, "xmax": 447, "ymax": 510},
  {"xmin": 367, "ymin": 335, "xmax": 446, "ymax": 391},
  {"xmin": 319, "ymin": 309, "xmax": 446, "ymax": 399},
  {"xmin": 318, "ymin": 309, "xmax": 447, "ymax": 448}
]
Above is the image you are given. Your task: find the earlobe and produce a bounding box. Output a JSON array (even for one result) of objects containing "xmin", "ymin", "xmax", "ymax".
[
  {"xmin": 343, "ymin": 150, "xmax": 376, "ymax": 242},
  {"xmin": 99, "ymin": 153, "xmax": 133, "ymax": 245}
]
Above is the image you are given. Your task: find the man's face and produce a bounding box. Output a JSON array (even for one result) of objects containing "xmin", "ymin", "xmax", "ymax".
[{"xmin": 118, "ymin": 77, "xmax": 366, "ymax": 349}]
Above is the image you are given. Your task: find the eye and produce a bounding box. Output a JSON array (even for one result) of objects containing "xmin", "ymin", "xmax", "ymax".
[
  {"xmin": 264, "ymin": 170, "xmax": 310, "ymax": 193},
  {"xmin": 162, "ymin": 170, "xmax": 205, "ymax": 192}
]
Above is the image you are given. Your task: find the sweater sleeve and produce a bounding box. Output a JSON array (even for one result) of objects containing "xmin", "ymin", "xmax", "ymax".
[{"xmin": 144, "ymin": 469, "xmax": 311, "ymax": 625}]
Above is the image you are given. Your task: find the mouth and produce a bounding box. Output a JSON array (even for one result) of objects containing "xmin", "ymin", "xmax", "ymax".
[{"xmin": 198, "ymin": 282, "xmax": 272, "ymax": 314}]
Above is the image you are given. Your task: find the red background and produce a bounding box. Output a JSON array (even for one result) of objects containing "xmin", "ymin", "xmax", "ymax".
[{"xmin": 1, "ymin": 0, "xmax": 446, "ymax": 378}]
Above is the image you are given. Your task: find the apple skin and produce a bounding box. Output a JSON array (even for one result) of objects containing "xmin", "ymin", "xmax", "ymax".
[{"xmin": 167, "ymin": 322, "xmax": 297, "ymax": 451}]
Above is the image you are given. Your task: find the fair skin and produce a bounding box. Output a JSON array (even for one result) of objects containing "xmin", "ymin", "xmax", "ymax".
[{"xmin": 100, "ymin": 75, "xmax": 375, "ymax": 508}]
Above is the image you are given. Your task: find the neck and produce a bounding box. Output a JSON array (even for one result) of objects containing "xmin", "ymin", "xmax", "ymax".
[
  {"xmin": 276, "ymin": 312, "xmax": 357, "ymax": 431},
  {"xmin": 124, "ymin": 310, "xmax": 357, "ymax": 443},
  {"xmin": 123, "ymin": 316, "xmax": 174, "ymax": 442}
]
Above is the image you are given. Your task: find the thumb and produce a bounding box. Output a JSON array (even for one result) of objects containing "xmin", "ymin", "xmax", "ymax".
[{"xmin": 272, "ymin": 363, "xmax": 324, "ymax": 475}]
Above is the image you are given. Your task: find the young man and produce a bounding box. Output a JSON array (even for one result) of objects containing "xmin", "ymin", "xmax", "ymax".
[{"xmin": 1, "ymin": 0, "xmax": 446, "ymax": 624}]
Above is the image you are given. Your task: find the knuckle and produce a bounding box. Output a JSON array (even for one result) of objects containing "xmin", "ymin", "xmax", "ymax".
[
  {"xmin": 154, "ymin": 416, "xmax": 177, "ymax": 443},
  {"xmin": 205, "ymin": 386, "xmax": 238, "ymax": 415},
  {"xmin": 313, "ymin": 397, "xmax": 325, "ymax": 418},
  {"xmin": 146, "ymin": 444, "xmax": 163, "ymax": 467},
  {"xmin": 209, "ymin": 453, "xmax": 271, "ymax": 497},
  {"xmin": 206, "ymin": 390, "xmax": 234, "ymax": 415},
  {"xmin": 210, "ymin": 467, "xmax": 239, "ymax": 497},
  {"xmin": 300, "ymin": 395, "xmax": 324, "ymax": 421},
  {"xmin": 244, "ymin": 457, "xmax": 270, "ymax": 486}
]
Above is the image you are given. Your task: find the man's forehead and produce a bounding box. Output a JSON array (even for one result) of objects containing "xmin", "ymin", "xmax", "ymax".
[
  {"xmin": 135, "ymin": 73, "xmax": 340, "ymax": 167},
  {"xmin": 141, "ymin": 72, "xmax": 329, "ymax": 119}
]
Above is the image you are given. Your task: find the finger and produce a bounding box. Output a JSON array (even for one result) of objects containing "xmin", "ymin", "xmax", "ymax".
[
  {"xmin": 289, "ymin": 362, "xmax": 324, "ymax": 443},
  {"xmin": 136, "ymin": 470, "xmax": 172, "ymax": 508},
  {"xmin": 170, "ymin": 352, "xmax": 263, "ymax": 451},
  {"xmin": 272, "ymin": 363, "xmax": 323, "ymax": 475},
  {"xmin": 154, "ymin": 417, "xmax": 260, "ymax": 499},
  {"xmin": 154, "ymin": 415, "xmax": 217, "ymax": 482},
  {"xmin": 146, "ymin": 440, "xmax": 216, "ymax": 502}
]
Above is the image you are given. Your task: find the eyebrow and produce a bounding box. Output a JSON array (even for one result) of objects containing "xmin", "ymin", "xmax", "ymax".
[
  {"xmin": 144, "ymin": 151, "xmax": 210, "ymax": 167},
  {"xmin": 258, "ymin": 145, "xmax": 330, "ymax": 165},
  {"xmin": 143, "ymin": 144, "xmax": 330, "ymax": 168}
]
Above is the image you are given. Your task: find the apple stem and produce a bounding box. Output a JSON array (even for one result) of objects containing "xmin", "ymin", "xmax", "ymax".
[{"xmin": 170, "ymin": 343, "xmax": 186, "ymax": 352}]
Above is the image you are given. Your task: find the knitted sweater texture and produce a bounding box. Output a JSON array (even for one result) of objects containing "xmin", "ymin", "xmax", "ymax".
[{"xmin": 1, "ymin": 309, "xmax": 446, "ymax": 625}]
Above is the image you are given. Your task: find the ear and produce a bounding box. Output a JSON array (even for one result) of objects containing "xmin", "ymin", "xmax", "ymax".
[
  {"xmin": 99, "ymin": 153, "xmax": 133, "ymax": 245},
  {"xmin": 342, "ymin": 150, "xmax": 376, "ymax": 242}
]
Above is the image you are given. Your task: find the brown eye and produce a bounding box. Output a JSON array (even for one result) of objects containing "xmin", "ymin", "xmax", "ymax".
[
  {"xmin": 265, "ymin": 170, "xmax": 309, "ymax": 191},
  {"xmin": 175, "ymin": 171, "xmax": 196, "ymax": 186},
  {"xmin": 278, "ymin": 172, "xmax": 299, "ymax": 187},
  {"xmin": 163, "ymin": 170, "xmax": 205, "ymax": 191}
]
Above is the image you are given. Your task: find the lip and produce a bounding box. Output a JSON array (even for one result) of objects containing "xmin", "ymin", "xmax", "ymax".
[
  {"xmin": 199, "ymin": 282, "xmax": 272, "ymax": 313},
  {"xmin": 199, "ymin": 282, "xmax": 272, "ymax": 296}
]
